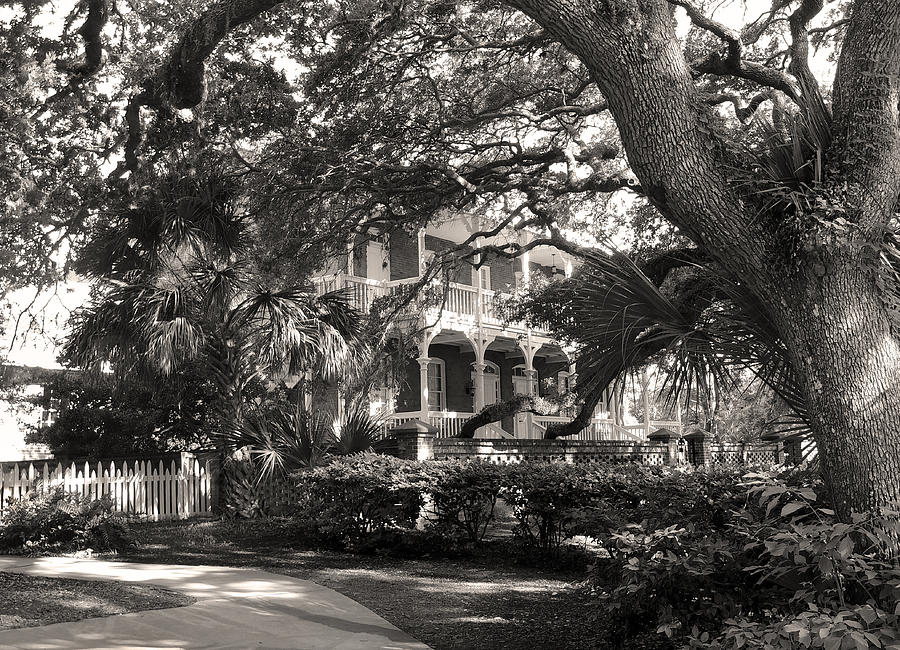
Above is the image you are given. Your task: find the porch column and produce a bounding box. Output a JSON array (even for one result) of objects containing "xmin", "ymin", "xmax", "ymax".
[
  {"xmin": 417, "ymin": 356, "xmax": 431, "ymax": 421},
  {"xmin": 472, "ymin": 362, "xmax": 486, "ymax": 412}
]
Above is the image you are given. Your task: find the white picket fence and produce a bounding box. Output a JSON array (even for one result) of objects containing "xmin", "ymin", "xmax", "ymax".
[{"xmin": 0, "ymin": 453, "xmax": 214, "ymax": 521}]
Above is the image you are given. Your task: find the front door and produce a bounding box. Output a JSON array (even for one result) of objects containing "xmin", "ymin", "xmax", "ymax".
[{"xmin": 472, "ymin": 362, "xmax": 500, "ymax": 410}]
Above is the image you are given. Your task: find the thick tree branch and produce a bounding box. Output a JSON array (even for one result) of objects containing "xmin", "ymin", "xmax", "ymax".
[
  {"xmin": 119, "ymin": 0, "xmax": 287, "ymax": 172},
  {"xmin": 705, "ymin": 91, "xmax": 773, "ymax": 123},
  {"xmin": 692, "ymin": 52, "xmax": 800, "ymax": 103},
  {"xmin": 787, "ymin": 0, "xmax": 824, "ymax": 99},
  {"xmin": 830, "ymin": 0, "xmax": 900, "ymax": 234},
  {"xmin": 41, "ymin": 0, "xmax": 109, "ymax": 108}
]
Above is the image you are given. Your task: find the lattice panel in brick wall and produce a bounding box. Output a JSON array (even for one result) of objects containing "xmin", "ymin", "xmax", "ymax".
[
  {"xmin": 431, "ymin": 440, "xmax": 669, "ymax": 465},
  {"xmin": 709, "ymin": 444, "xmax": 744, "ymax": 466},
  {"xmin": 746, "ymin": 445, "xmax": 778, "ymax": 465}
]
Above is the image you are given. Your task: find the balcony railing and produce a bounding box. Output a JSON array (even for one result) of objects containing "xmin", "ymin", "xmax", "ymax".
[{"xmin": 315, "ymin": 273, "xmax": 546, "ymax": 333}]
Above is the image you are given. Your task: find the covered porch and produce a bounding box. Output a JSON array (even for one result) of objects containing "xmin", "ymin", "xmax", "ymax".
[{"xmin": 384, "ymin": 327, "xmax": 679, "ymax": 440}]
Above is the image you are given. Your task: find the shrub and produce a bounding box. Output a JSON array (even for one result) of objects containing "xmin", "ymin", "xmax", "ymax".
[
  {"xmin": 420, "ymin": 460, "xmax": 504, "ymax": 543},
  {"xmin": 292, "ymin": 452, "xmax": 424, "ymax": 547},
  {"xmin": 0, "ymin": 487, "xmax": 132, "ymax": 554},
  {"xmin": 500, "ymin": 462, "xmax": 600, "ymax": 554}
]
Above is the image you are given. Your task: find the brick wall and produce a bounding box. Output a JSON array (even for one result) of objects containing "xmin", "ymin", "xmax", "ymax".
[
  {"xmin": 432, "ymin": 438, "xmax": 670, "ymax": 465},
  {"xmin": 482, "ymin": 252, "xmax": 517, "ymax": 291},
  {"xmin": 430, "ymin": 343, "xmax": 474, "ymax": 412},
  {"xmin": 395, "ymin": 356, "xmax": 421, "ymax": 412},
  {"xmin": 425, "ymin": 234, "xmax": 475, "ymax": 285},
  {"xmin": 351, "ymin": 235, "xmax": 366, "ymax": 277}
]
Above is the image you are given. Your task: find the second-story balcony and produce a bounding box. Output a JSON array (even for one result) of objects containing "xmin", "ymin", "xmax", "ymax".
[{"xmin": 314, "ymin": 273, "xmax": 551, "ymax": 336}]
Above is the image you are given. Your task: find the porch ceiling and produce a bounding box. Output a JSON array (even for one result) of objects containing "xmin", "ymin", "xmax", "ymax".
[{"xmin": 426, "ymin": 330, "xmax": 569, "ymax": 364}]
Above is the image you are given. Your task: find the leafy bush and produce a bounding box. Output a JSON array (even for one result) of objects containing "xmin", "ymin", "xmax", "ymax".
[
  {"xmin": 27, "ymin": 368, "xmax": 220, "ymax": 457},
  {"xmin": 0, "ymin": 487, "xmax": 132, "ymax": 554},
  {"xmin": 420, "ymin": 460, "xmax": 504, "ymax": 543},
  {"xmin": 576, "ymin": 466, "xmax": 900, "ymax": 649},
  {"xmin": 684, "ymin": 474, "xmax": 900, "ymax": 649},
  {"xmin": 293, "ymin": 452, "xmax": 424, "ymax": 547},
  {"xmin": 500, "ymin": 462, "xmax": 601, "ymax": 554}
]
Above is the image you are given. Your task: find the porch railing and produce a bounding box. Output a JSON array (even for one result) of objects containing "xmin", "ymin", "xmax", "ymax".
[{"xmin": 383, "ymin": 412, "xmax": 682, "ymax": 442}]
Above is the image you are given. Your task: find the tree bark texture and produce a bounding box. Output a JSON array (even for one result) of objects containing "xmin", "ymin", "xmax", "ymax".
[{"xmin": 504, "ymin": 0, "xmax": 900, "ymax": 516}]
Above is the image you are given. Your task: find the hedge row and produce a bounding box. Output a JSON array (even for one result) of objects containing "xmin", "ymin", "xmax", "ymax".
[{"xmin": 290, "ymin": 452, "xmax": 747, "ymax": 552}]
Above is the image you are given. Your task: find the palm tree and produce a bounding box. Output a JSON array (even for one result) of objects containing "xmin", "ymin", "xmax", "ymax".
[
  {"xmin": 513, "ymin": 245, "xmax": 807, "ymax": 439},
  {"xmin": 63, "ymin": 165, "xmax": 366, "ymax": 443}
]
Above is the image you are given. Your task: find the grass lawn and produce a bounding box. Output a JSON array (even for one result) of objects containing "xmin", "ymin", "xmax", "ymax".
[
  {"xmin": 0, "ymin": 571, "xmax": 194, "ymax": 630},
  {"xmin": 120, "ymin": 518, "xmax": 609, "ymax": 650}
]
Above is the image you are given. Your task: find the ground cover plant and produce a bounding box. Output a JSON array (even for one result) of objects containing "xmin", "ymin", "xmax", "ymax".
[
  {"xmin": 0, "ymin": 487, "xmax": 132, "ymax": 555},
  {"xmin": 0, "ymin": 571, "xmax": 194, "ymax": 631}
]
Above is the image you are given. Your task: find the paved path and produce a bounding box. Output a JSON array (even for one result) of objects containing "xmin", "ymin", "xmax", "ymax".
[{"xmin": 0, "ymin": 556, "xmax": 429, "ymax": 649}]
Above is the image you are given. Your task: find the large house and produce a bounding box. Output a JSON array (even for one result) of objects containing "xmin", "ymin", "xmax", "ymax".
[{"xmin": 314, "ymin": 216, "xmax": 681, "ymax": 440}]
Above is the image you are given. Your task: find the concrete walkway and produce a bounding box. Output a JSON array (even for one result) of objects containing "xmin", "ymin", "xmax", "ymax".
[{"xmin": 0, "ymin": 556, "xmax": 429, "ymax": 649}]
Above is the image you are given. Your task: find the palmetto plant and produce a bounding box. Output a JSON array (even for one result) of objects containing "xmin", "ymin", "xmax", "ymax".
[
  {"xmin": 64, "ymin": 167, "xmax": 366, "ymax": 442},
  {"xmin": 514, "ymin": 245, "xmax": 809, "ymax": 440},
  {"xmin": 225, "ymin": 400, "xmax": 385, "ymax": 486}
]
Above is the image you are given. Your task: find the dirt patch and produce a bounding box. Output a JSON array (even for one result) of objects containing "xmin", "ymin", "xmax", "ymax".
[
  {"xmin": 0, "ymin": 571, "xmax": 195, "ymax": 630},
  {"xmin": 120, "ymin": 519, "xmax": 608, "ymax": 650}
]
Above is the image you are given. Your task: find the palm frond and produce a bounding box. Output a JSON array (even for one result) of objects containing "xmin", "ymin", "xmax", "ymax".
[
  {"xmin": 227, "ymin": 406, "xmax": 336, "ymax": 480},
  {"xmin": 334, "ymin": 402, "xmax": 383, "ymax": 454}
]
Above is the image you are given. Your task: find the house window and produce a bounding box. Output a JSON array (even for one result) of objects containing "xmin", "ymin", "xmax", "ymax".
[
  {"xmin": 427, "ymin": 359, "xmax": 445, "ymax": 410},
  {"xmin": 479, "ymin": 266, "xmax": 491, "ymax": 290},
  {"xmin": 557, "ymin": 371, "xmax": 572, "ymax": 394},
  {"xmin": 512, "ymin": 364, "xmax": 534, "ymax": 396},
  {"xmin": 471, "ymin": 361, "xmax": 501, "ymax": 405}
]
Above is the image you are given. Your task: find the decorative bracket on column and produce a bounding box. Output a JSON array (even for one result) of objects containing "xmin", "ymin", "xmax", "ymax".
[
  {"xmin": 517, "ymin": 338, "xmax": 541, "ymax": 370},
  {"xmin": 465, "ymin": 330, "xmax": 495, "ymax": 363},
  {"xmin": 418, "ymin": 326, "xmax": 442, "ymax": 358}
]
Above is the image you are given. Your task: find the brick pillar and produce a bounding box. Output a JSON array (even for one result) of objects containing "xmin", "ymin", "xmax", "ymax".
[
  {"xmin": 783, "ymin": 435, "xmax": 803, "ymax": 466},
  {"xmin": 649, "ymin": 428, "xmax": 683, "ymax": 466},
  {"xmin": 392, "ymin": 419, "xmax": 438, "ymax": 461},
  {"xmin": 683, "ymin": 429, "xmax": 713, "ymax": 466}
]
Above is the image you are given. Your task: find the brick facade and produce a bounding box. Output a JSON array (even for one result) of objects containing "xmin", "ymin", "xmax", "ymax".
[
  {"xmin": 425, "ymin": 234, "xmax": 475, "ymax": 285},
  {"xmin": 389, "ymin": 230, "xmax": 419, "ymax": 280}
]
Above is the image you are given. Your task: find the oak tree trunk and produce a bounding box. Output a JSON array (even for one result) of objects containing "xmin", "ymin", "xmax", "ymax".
[{"xmin": 772, "ymin": 253, "xmax": 900, "ymax": 517}]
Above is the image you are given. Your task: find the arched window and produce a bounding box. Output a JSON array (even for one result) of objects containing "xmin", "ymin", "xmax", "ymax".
[{"xmin": 512, "ymin": 364, "xmax": 535, "ymax": 395}]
